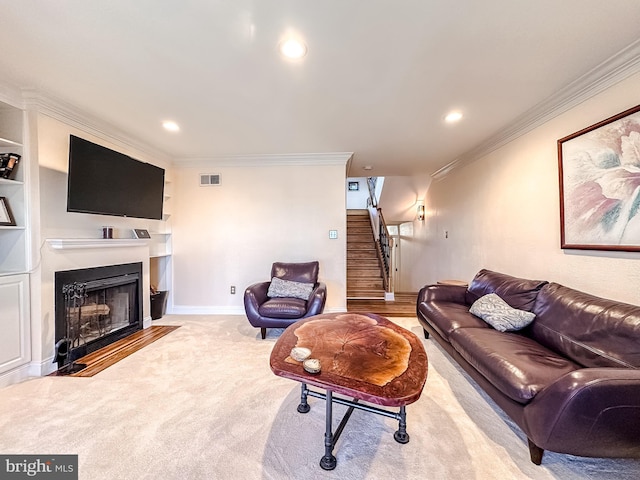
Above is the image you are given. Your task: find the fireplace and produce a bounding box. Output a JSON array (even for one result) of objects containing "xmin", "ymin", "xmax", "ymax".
[{"xmin": 54, "ymin": 262, "xmax": 143, "ymax": 369}]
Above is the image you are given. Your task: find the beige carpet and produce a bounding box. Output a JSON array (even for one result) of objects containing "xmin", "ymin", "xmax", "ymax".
[{"xmin": 0, "ymin": 315, "xmax": 638, "ymax": 479}]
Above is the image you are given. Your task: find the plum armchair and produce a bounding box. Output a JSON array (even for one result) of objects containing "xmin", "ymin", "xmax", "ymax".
[{"xmin": 244, "ymin": 261, "xmax": 327, "ymax": 339}]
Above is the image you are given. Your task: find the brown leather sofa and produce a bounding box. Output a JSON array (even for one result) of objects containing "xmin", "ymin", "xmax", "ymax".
[
  {"xmin": 417, "ymin": 269, "xmax": 640, "ymax": 464},
  {"xmin": 244, "ymin": 261, "xmax": 327, "ymax": 339}
]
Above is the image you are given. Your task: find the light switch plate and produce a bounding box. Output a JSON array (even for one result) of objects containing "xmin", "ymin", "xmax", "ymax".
[{"xmin": 329, "ymin": 230, "xmax": 338, "ymax": 239}]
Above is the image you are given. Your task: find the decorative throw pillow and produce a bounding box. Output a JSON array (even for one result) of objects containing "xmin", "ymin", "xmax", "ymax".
[
  {"xmin": 267, "ymin": 277, "xmax": 314, "ymax": 301},
  {"xmin": 469, "ymin": 293, "xmax": 536, "ymax": 332}
]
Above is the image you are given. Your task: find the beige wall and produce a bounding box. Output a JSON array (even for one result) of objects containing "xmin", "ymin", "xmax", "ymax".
[
  {"xmin": 401, "ymin": 72, "xmax": 640, "ymax": 304},
  {"xmin": 379, "ymin": 174, "xmax": 431, "ymax": 223},
  {"xmin": 170, "ymin": 161, "xmax": 347, "ymax": 313}
]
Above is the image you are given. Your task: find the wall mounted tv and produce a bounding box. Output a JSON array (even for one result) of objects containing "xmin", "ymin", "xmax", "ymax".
[{"xmin": 67, "ymin": 135, "xmax": 165, "ymax": 220}]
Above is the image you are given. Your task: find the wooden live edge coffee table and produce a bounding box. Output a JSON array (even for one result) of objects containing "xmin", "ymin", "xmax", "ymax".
[{"xmin": 270, "ymin": 312, "xmax": 428, "ymax": 470}]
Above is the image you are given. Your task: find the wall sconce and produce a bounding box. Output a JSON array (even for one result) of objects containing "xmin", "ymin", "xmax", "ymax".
[{"xmin": 417, "ymin": 203, "xmax": 425, "ymax": 221}]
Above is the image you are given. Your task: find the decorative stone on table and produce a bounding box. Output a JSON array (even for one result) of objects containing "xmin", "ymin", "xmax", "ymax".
[
  {"xmin": 303, "ymin": 358, "xmax": 321, "ymax": 374},
  {"xmin": 290, "ymin": 347, "xmax": 311, "ymax": 362}
]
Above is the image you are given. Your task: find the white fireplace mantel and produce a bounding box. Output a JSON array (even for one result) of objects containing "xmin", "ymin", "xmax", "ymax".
[{"xmin": 46, "ymin": 238, "xmax": 148, "ymax": 250}]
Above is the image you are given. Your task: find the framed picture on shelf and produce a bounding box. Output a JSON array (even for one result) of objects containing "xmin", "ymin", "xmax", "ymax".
[
  {"xmin": 133, "ymin": 228, "xmax": 151, "ymax": 239},
  {"xmin": 558, "ymin": 104, "xmax": 640, "ymax": 251},
  {"xmin": 0, "ymin": 196, "xmax": 16, "ymax": 226},
  {"xmin": 0, "ymin": 153, "xmax": 21, "ymax": 180}
]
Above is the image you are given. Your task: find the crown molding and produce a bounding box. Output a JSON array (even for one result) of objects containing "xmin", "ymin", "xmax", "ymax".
[
  {"xmin": 176, "ymin": 152, "xmax": 354, "ymax": 168},
  {"xmin": 432, "ymin": 39, "xmax": 640, "ymax": 181},
  {"xmin": 20, "ymin": 89, "xmax": 172, "ymax": 164}
]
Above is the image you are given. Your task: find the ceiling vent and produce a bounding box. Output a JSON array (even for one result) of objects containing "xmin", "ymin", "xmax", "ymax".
[{"xmin": 200, "ymin": 174, "xmax": 221, "ymax": 186}]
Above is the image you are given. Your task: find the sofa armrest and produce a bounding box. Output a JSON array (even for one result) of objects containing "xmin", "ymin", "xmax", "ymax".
[
  {"xmin": 304, "ymin": 282, "xmax": 327, "ymax": 317},
  {"xmin": 417, "ymin": 284, "xmax": 468, "ymax": 305},
  {"xmin": 523, "ymin": 368, "xmax": 640, "ymax": 457}
]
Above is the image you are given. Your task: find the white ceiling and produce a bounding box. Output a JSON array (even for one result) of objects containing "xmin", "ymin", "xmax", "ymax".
[{"xmin": 1, "ymin": 1, "xmax": 639, "ymax": 176}]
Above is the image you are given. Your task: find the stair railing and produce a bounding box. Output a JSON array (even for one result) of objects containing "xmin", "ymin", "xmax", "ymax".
[
  {"xmin": 377, "ymin": 209, "xmax": 393, "ymax": 293},
  {"xmin": 365, "ymin": 177, "xmax": 393, "ymax": 293}
]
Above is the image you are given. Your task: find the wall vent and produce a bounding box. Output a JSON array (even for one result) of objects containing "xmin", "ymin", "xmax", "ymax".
[{"xmin": 200, "ymin": 174, "xmax": 221, "ymax": 186}]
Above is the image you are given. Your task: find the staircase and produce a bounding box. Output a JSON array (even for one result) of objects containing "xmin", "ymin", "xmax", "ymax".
[{"xmin": 347, "ymin": 211, "xmax": 385, "ymax": 299}]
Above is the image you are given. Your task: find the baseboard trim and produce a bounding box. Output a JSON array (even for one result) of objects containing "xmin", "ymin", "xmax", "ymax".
[
  {"xmin": 323, "ymin": 307, "xmax": 348, "ymax": 313},
  {"xmin": 169, "ymin": 306, "xmax": 247, "ymax": 315},
  {"xmin": 29, "ymin": 358, "xmax": 58, "ymax": 378}
]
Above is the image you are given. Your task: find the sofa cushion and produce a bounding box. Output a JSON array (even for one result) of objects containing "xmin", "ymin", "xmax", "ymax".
[
  {"xmin": 530, "ymin": 283, "xmax": 640, "ymax": 368},
  {"xmin": 258, "ymin": 297, "xmax": 308, "ymax": 319},
  {"xmin": 450, "ymin": 328, "xmax": 579, "ymax": 404},
  {"xmin": 470, "ymin": 293, "xmax": 536, "ymax": 332},
  {"xmin": 267, "ymin": 277, "xmax": 314, "ymax": 300},
  {"xmin": 465, "ymin": 269, "xmax": 547, "ymax": 311},
  {"xmin": 418, "ymin": 300, "xmax": 488, "ymax": 341}
]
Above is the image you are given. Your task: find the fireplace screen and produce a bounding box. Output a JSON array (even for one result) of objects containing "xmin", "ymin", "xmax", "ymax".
[
  {"xmin": 63, "ymin": 278, "xmax": 136, "ymax": 348},
  {"xmin": 54, "ymin": 263, "xmax": 143, "ymax": 370}
]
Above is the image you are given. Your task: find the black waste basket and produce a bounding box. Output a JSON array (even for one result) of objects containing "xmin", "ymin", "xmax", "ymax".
[{"xmin": 151, "ymin": 290, "xmax": 168, "ymax": 320}]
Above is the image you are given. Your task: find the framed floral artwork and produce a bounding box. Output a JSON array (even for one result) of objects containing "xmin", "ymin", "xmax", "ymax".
[{"xmin": 558, "ymin": 104, "xmax": 640, "ymax": 251}]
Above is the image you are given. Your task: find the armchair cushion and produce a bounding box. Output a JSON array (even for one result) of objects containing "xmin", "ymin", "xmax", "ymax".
[
  {"xmin": 267, "ymin": 277, "xmax": 314, "ymax": 300},
  {"xmin": 259, "ymin": 297, "xmax": 308, "ymax": 319}
]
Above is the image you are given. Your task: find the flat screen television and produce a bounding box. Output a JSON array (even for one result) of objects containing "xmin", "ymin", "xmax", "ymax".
[{"xmin": 67, "ymin": 135, "xmax": 165, "ymax": 220}]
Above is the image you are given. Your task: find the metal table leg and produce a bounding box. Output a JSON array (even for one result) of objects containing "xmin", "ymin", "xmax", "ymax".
[
  {"xmin": 393, "ymin": 405, "xmax": 410, "ymax": 443},
  {"xmin": 298, "ymin": 385, "xmax": 411, "ymax": 470},
  {"xmin": 297, "ymin": 383, "xmax": 310, "ymax": 414},
  {"xmin": 320, "ymin": 390, "xmax": 337, "ymax": 470}
]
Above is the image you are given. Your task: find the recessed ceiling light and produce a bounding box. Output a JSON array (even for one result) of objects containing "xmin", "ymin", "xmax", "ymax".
[
  {"xmin": 444, "ymin": 111, "xmax": 463, "ymax": 123},
  {"xmin": 279, "ymin": 38, "xmax": 307, "ymax": 59},
  {"xmin": 162, "ymin": 121, "xmax": 180, "ymax": 132},
  {"xmin": 363, "ymin": 165, "xmax": 373, "ymax": 171}
]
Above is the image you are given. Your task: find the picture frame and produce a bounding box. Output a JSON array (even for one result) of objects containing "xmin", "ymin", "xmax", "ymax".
[
  {"xmin": 348, "ymin": 181, "xmax": 359, "ymax": 191},
  {"xmin": 133, "ymin": 228, "xmax": 151, "ymax": 239},
  {"xmin": 0, "ymin": 196, "xmax": 16, "ymax": 226},
  {"xmin": 558, "ymin": 104, "xmax": 640, "ymax": 251}
]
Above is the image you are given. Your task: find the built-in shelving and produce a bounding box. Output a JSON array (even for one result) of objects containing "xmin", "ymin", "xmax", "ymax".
[
  {"xmin": 0, "ymin": 178, "xmax": 23, "ymax": 185},
  {"xmin": 149, "ymin": 233, "xmax": 171, "ymax": 258},
  {"xmin": 0, "ymin": 101, "xmax": 31, "ymax": 383},
  {"xmin": 0, "ymin": 226, "xmax": 26, "ymax": 231},
  {"xmin": 0, "ymin": 103, "xmax": 27, "ymax": 276},
  {"xmin": 0, "ymin": 136, "xmax": 22, "ymax": 147},
  {"xmin": 150, "ymin": 180, "xmax": 172, "ymax": 295}
]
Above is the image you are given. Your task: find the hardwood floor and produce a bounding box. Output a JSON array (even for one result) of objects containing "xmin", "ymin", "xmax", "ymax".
[
  {"xmin": 347, "ymin": 292, "xmax": 418, "ymax": 317},
  {"xmin": 50, "ymin": 325, "xmax": 179, "ymax": 377}
]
